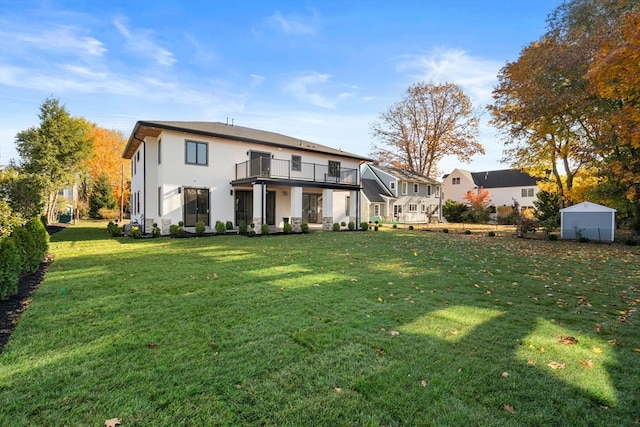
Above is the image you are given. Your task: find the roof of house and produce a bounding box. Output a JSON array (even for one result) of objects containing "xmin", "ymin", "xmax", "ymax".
[
  {"xmin": 362, "ymin": 178, "xmax": 393, "ymax": 203},
  {"xmin": 123, "ymin": 120, "xmax": 372, "ymax": 161},
  {"xmin": 369, "ymin": 164, "xmax": 440, "ymax": 185},
  {"xmin": 468, "ymin": 169, "xmax": 538, "ymax": 188},
  {"xmin": 560, "ymin": 201, "xmax": 616, "ymax": 213}
]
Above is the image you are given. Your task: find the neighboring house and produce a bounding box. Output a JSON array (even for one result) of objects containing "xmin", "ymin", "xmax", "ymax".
[
  {"xmin": 442, "ymin": 168, "xmax": 540, "ymax": 211},
  {"xmin": 560, "ymin": 201, "xmax": 616, "ymax": 242},
  {"xmin": 122, "ymin": 121, "xmax": 371, "ymax": 234},
  {"xmin": 361, "ymin": 164, "xmax": 442, "ymax": 223}
]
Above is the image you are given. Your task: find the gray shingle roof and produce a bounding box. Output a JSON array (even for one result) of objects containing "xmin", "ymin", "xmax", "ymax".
[
  {"xmin": 123, "ymin": 120, "xmax": 372, "ymax": 161},
  {"xmin": 471, "ymin": 169, "xmax": 538, "ymax": 188},
  {"xmin": 362, "ymin": 178, "xmax": 392, "ymax": 202}
]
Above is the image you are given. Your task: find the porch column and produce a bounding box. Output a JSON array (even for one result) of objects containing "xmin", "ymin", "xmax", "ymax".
[
  {"xmin": 252, "ymin": 183, "xmax": 264, "ymax": 233},
  {"xmin": 322, "ymin": 188, "xmax": 333, "ymax": 230},
  {"xmin": 290, "ymin": 186, "xmax": 303, "ymax": 233},
  {"xmin": 349, "ymin": 190, "xmax": 358, "ymax": 225}
]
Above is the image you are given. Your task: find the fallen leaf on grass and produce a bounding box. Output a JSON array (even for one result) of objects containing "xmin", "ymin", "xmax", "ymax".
[
  {"xmin": 593, "ymin": 347, "xmax": 602, "ymax": 354},
  {"xmin": 105, "ymin": 418, "xmax": 122, "ymax": 427},
  {"xmin": 389, "ymin": 330, "xmax": 400, "ymax": 336},
  {"xmin": 634, "ymin": 348, "xmax": 640, "ymax": 353},
  {"xmin": 501, "ymin": 372, "xmax": 509, "ymax": 378},
  {"xmin": 420, "ymin": 379, "xmax": 428, "ymax": 387},
  {"xmin": 147, "ymin": 342, "xmax": 157, "ymax": 348},
  {"xmin": 579, "ymin": 359, "xmax": 594, "ymax": 368},
  {"xmin": 547, "ymin": 361, "xmax": 566, "ymax": 369},
  {"xmin": 527, "ymin": 360, "xmax": 536, "ymax": 366},
  {"xmin": 350, "ymin": 278, "xmax": 358, "ymax": 283},
  {"xmin": 558, "ymin": 335, "xmax": 578, "ymax": 345},
  {"xmin": 503, "ymin": 404, "xmax": 515, "ymax": 414},
  {"xmin": 375, "ymin": 348, "xmax": 386, "ymax": 355},
  {"xmin": 334, "ymin": 387, "xmax": 342, "ymax": 393}
]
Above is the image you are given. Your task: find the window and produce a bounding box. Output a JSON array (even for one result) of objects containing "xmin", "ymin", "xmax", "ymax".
[
  {"xmin": 452, "ymin": 177, "xmax": 460, "ymax": 185},
  {"xmin": 186, "ymin": 140, "xmax": 208, "ymax": 165},
  {"xmin": 373, "ymin": 204, "xmax": 380, "ymax": 216},
  {"xmin": 291, "ymin": 155, "xmax": 301, "ymax": 171},
  {"xmin": 421, "ymin": 204, "xmax": 426, "ymax": 212},
  {"xmin": 390, "ymin": 182, "xmax": 395, "ymax": 191},
  {"xmin": 345, "ymin": 196, "xmax": 351, "ymax": 216},
  {"xmin": 402, "ymin": 182, "xmax": 408, "ymax": 195},
  {"xmin": 409, "ymin": 204, "xmax": 418, "ymax": 212},
  {"xmin": 158, "ymin": 139, "xmax": 162, "ymax": 164},
  {"xmin": 427, "ymin": 185, "xmax": 432, "ymax": 196},
  {"xmin": 328, "ymin": 160, "xmax": 341, "ymax": 178},
  {"xmin": 435, "ymin": 186, "xmax": 440, "ymax": 197},
  {"xmin": 132, "ymin": 158, "xmax": 136, "ymax": 176},
  {"xmin": 158, "ymin": 186, "xmax": 162, "ymax": 216},
  {"xmin": 413, "ymin": 183, "xmax": 419, "ymax": 193},
  {"xmin": 521, "ymin": 188, "xmax": 534, "ymax": 197}
]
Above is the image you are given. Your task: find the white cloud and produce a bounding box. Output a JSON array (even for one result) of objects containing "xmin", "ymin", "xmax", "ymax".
[
  {"xmin": 284, "ymin": 72, "xmax": 360, "ymax": 109},
  {"xmin": 250, "ymin": 74, "xmax": 265, "ymax": 87},
  {"xmin": 0, "ymin": 26, "xmax": 106, "ymax": 57},
  {"xmin": 113, "ymin": 19, "xmax": 176, "ymax": 67},
  {"xmin": 269, "ymin": 11, "xmax": 318, "ymax": 36},
  {"xmin": 395, "ymin": 47, "xmax": 503, "ymax": 106}
]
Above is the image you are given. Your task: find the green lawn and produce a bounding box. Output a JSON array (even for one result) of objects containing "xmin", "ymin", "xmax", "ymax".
[{"xmin": 1, "ymin": 222, "xmax": 638, "ymax": 426}]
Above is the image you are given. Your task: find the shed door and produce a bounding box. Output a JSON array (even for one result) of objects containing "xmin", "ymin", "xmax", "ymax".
[{"xmin": 563, "ymin": 212, "xmax": 613, "ymax": 241}]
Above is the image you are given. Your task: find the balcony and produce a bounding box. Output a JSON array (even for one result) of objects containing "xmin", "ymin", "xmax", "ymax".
[{"xmin": 235, "ymin": 158, "xmax": 359, "ymax": 186}]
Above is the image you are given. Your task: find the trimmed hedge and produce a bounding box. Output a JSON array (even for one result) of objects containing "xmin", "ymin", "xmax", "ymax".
[{"xmin": 0, "ymin": 217, "xmax": 49, "ymax": 301}]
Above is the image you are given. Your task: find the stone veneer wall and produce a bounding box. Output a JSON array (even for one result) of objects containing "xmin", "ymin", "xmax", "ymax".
[
  {"xmin": 322, "ymin": 217, "xmax": 333, "ymax": 231},
  {"xmin": 291, "ymin": 217, "xmax": 303, "ymax": 233}
]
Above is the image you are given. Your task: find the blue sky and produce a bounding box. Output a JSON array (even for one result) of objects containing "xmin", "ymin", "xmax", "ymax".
[{"xmin": 0, "ymin": 0, "xmax": 563, "ymax": 175}]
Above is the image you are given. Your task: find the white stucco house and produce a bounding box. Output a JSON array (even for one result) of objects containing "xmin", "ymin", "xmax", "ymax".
[
  {"xmin": 361, "ymin": 164, "xmax": 442, "ymax": 223},
  {"xmin": 442, "ymin": 168, "xmax": 540, "ymax": 210},
  {"xmin": 122, "ymin": 121, "xmax": 371, "ymax": 234}
]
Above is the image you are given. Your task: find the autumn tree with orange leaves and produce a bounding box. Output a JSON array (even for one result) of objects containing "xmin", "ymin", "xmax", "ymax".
[
  {"xmin": 463, "ymin": 187, "xmax": 492, "ymax": 223},
  {"xmin": 490, "ymin": 0, "xmax": 639, "ymax": 232},
  {"xmin": 82, "ymin": 125, "xmax": 130, "ymax": 219},
  {"xmin": 371, "ymin": 82, "xmax": 483, "ymax": 179}
]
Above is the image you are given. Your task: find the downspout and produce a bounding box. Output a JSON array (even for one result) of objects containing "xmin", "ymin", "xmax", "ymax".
[{"xmin": 133, "ymin": 135, "xmax": 146, "ymax": 233}]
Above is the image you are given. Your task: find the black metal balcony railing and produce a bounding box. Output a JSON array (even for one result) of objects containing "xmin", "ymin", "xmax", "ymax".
[{"xmin": 235, "ymin": 158, "xmax": 359, "ymax": 185}]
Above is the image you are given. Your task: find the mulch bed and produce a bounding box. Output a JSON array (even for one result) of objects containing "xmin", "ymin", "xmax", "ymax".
[{"xmin": 0, "ymin": 225, "xmax": 65, "ymax": 354}]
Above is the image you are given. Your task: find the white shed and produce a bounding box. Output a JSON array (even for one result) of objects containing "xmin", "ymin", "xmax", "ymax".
[{"xmin": 560, "ymin": 202, "xmax": 617, "ymax": 242}]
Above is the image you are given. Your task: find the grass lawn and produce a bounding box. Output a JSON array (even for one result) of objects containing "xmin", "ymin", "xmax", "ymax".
[{"xmin": 1, "ymin": 222, "xmax": 638, "ymax": 426}]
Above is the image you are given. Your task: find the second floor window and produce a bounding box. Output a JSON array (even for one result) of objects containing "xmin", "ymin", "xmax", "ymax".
[
  {"xmin": 158, "ymin": 139, "xmax": 162, "ymax": 164},
  {"xmin": 521, "ymin": 188, "xmax": 534, "ymax": 197},
  {"xmin": 186, "ymin": 140, "xmax": 207, "ymax": 165},
  {"xmin": 413, "ymin": 183, "xmax": 419, "ymax": 193},
  {"xmin": 402, "ymin": 182, "xmax": 408, "ymax": 195},
  {"xmin": 452, "ymin": 177, "xmax": 460, "ymax": 185},
  {"xmin": 291, "ymin": 155, "xmax": 302, "ymax": 171},
  {"xmin": 328, "ymin": 160, "xmax": 341, "ymax": 178}
]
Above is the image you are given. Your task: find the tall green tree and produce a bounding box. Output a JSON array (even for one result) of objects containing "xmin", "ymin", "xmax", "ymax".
[
  {"xmin": 0, "ymin": 166, "xmax": 46, "ymax": 221},
  {"xmin": 15, "ymin": 98, "xmax": 93, "ymax": 224},
  {"xmin": 371, "ymin": 82, "xmax": 483, "ymax": 178},
  {"xmin": 89, "ymin": 175, "xmax": 118, "ymax": 218}
]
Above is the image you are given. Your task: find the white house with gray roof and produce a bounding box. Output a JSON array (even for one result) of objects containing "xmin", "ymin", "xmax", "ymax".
[
  {"xmin": 122, "ymin": 121, "xmax": 371, "ymax": 234},
  {"xmin": 442, "ymin": 168, "xmax": 540, "ymax": 211},
  {"xmin": 361, "ymin": 164, "xmax": 442, "ymax": 223}
]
